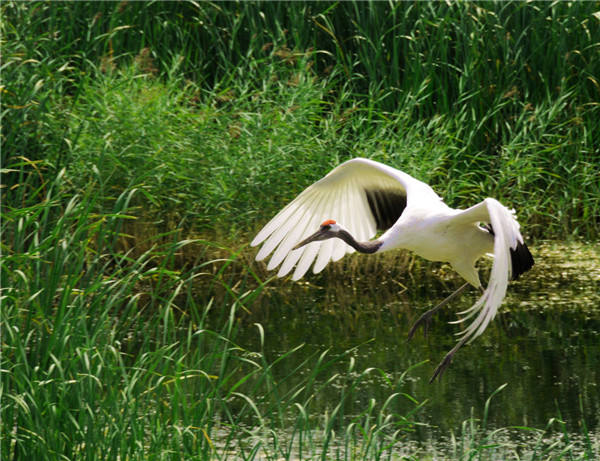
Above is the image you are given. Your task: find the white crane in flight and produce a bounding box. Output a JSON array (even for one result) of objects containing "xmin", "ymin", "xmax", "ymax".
[{"xmin": 251, "ymin": 158, "xmax": 534, "ymax": 382}]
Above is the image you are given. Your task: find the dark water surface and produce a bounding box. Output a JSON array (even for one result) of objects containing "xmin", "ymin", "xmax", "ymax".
[{"xmin": 232, "ymin": 242, "xmax": 600, "ymax": 451}]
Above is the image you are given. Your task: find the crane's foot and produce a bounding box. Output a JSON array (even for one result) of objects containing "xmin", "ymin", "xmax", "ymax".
[
  {"xmin": 429, "ymin": 336, "xmax": 469, "ymax": 383},
  {"xmin": 407, "ymin": 311, "xmax": 434, "ymax": 341},
  {"xmin": 429, "ymin": 352, "xmax": 454, "ymax": 383}
]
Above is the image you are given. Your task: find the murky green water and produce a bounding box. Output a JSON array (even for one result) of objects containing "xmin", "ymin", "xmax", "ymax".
[{"xmin": 234, "ymin": 242, "xmax": 600, "ymax": 450}]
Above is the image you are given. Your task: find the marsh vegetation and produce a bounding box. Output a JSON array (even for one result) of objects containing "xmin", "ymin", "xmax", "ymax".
[{"xmin": 2, "ymin": 2, "xmax": 599, "ymax": 459}]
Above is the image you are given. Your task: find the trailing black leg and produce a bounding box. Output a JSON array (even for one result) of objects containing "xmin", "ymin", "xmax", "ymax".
[
  {"xmin": 407, "ymin": 282, "xmax": 470, "ymax": 341},
  {"xmin": 429, "ymin": 335, "xmax": 470, "ymax": 383}
]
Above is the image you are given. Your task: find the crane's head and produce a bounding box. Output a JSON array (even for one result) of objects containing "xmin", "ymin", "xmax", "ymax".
[{"xmin": 292, "ymin": 219, "xmax": 342, "ymax": 250}]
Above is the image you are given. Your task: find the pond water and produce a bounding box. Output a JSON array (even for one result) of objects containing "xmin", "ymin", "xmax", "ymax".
[{"xmin": 232, "ymin": 242, "xmax": 600, "ymax": 452}]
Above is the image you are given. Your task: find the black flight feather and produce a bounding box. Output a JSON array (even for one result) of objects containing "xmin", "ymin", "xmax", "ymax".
[{"xmin": 365, "ymin": 189, "xmax": 407, "ymax": 231}]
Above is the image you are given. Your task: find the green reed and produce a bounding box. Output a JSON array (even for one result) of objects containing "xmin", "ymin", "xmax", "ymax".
[{"xmin": 2, "ymin": 1, "xmax": 598, "ymax": 241}]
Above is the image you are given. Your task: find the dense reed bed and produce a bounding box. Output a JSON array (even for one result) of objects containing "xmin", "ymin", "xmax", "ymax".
[
  {"xmin": 3, "ymin": 1, "xmax": 599, "ymax": 239},
  {"xmin": 2, "ymin": 1, "xmax": 599, "ymax": 459}
]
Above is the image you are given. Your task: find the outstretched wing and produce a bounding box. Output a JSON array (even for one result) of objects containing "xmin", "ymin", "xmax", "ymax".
[
  {"xmin": 450, "ymin": 198, "xmax": 534, "ymax": 342},
  {"xmin": 251, "ymin": 157, "xmax": 441, "ymax": 280}
]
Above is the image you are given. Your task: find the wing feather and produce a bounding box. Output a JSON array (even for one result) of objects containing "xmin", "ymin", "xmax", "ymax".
[
  {"xmin": 278, "ymin": 246, "xmax": 303, "ymax": 277},
  {"xmin": 255, "ymin": 188, "xmax": 318, "ymax": 261},
  {"xmin": 333, "ymin": 179, "xmax": 355, "ymax": 260},
  {"xmin": 251, "ymin": 188, "xmax": 315, "ymax": 247},
  {"xmin": 312, "ymin": 180, "xmax": 349, "ymax": 274},
  {"xmin": 275, "ymin": 190, "xmax": 330, "ymax": 276},
  {"xmin": 313, "ymin": 236, "xmax": 335, "ymax": 274},
  {"xmin": 347, "ymin": 178, "xmax": 362, "ymax": 241},
  {"xmin": 267, "ymin": 190, "xmax": 328, "ymax": 269},
  {"xmin": 356, "ymin": 180, "xmax": 377, "ymax": 242},
  {"xmin": 450, "ymin": 198, "xmax": 531, "ymax": 342},
  {"xmin": 291, "ymin": 190, "xmax": 333, "ymax": 280},
  {"xmin": 329, "ymin": 179, "xmax": 348, "ymax": 263}
]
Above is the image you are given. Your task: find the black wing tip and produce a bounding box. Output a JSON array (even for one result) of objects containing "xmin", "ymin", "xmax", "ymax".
[{"xmin": 510, "ymin": 241, "xmax": 534, "ymax": 280}]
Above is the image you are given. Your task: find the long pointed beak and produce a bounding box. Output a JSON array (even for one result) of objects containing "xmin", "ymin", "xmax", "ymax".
[{"xmin": 292, "ymin": 228, "xmax": 328, "ymax": 251}]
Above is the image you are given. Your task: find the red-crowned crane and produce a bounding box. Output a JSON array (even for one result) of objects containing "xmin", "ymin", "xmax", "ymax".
[{"xmin": 251, "ymin": 158, "xmax": 534, "ymax": 382}]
